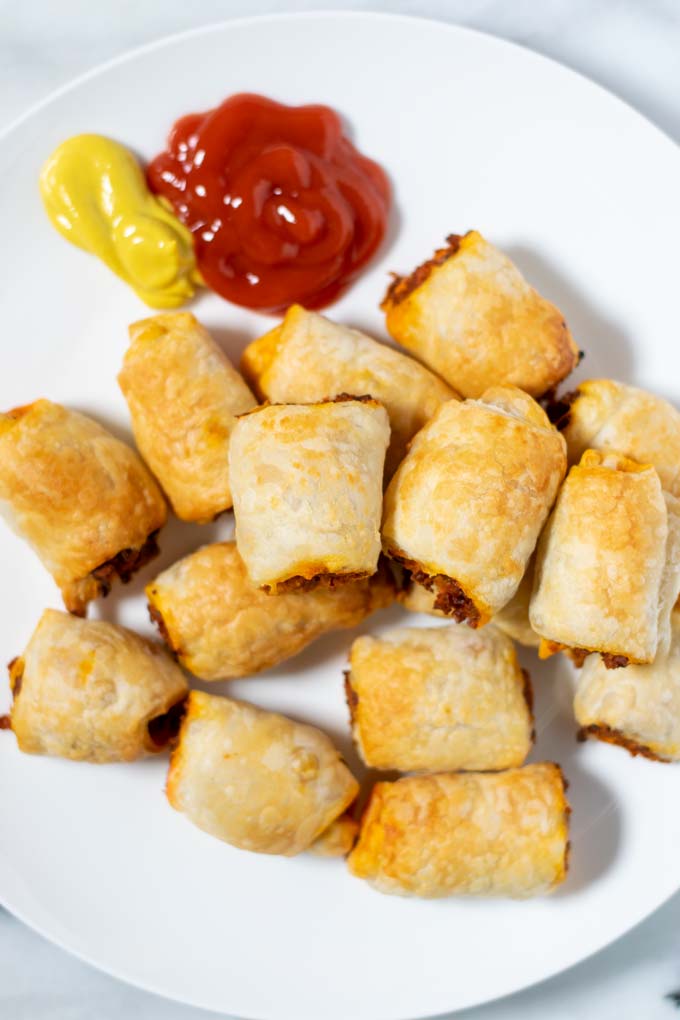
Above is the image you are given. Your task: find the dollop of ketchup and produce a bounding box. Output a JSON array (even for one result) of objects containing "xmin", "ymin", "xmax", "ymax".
[{"xmin": 147, "ymin": 94, "xmax": 391, "ymax": 313}]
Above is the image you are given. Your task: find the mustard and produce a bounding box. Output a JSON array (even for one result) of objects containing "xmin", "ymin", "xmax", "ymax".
[{"xmin": 39, "ymin": 134, "xmax": 202, "ymax": 308}]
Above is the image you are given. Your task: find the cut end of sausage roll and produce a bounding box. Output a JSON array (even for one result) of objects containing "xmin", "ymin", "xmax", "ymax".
[
  {"xmin": 240, "ymin": 304, "xmax": 457, "ymax": 480},
  {"xmin": 382, "ymin": 388, "xmax": 566, "ymax": 621},
  {"xmin": 63, "ymin": 529, "xmax": 161, "ymax": 617},
  {"xmin": 381, "ymin": 234, "xmax": 463, "ymax": 307},
  {"xmin": 229, "ymin": 397, "xmax": 390, "ymax": 592},
  {"xmin": 380, "ymin": 230, "xmax": 579, "ymax": 399},
  {"xmin": 538, "ymin": 639, "xmax": 628, "ymax": 670},
  {"xmin": 347, "ymin": 764, "xmax": 570, "ymax": 898},
  {"xmin": 166, "ymin": 691, "xmax": 359, "ymax": 856},
  {"xmin": 0, "ymin": 399, "xmax": 167, "ymax": 615},
  {"xmin": 8, "ymin": 609, "xmax": 188, "ymax": 762},
  {"xmin": 119, "ymin": 312, "xmax": 257, "ymax": 523},
  {"xmin": 384, "ymin": 547, "xmax": 484, "ymax": 626},
  {"xmin": 574, "ymin": 610, "xmax": 680, "ymax": 762},
  {"xmin": 146, "ymin": 542, "xmax": 394, "ymax": 681},
  {"xmin": 530, "ymin": 449, "xmax": 671, "ymax": 666},
  {"xmin": 308, "ymin": 814, "xmax": 359, "ymax": 857},
  {"xmin": 239, "ymin": 321, "xmax": 287, "ymax": 400},
  {"xmin": 577, "ymin": 723, "xmax": 668, "ymax": 762},
  {"xmin": 549, "ymin": 379, "xmax": 680, "ymax": 497},
  {"xmin": 346, "ymin": 623, "xmax": 533, "ymax": 772}
]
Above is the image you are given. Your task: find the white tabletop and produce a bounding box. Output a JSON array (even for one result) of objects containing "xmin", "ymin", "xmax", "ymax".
[{"xmin": 2, "ymin": 2, "xmax": 680, "ymax": 1018}]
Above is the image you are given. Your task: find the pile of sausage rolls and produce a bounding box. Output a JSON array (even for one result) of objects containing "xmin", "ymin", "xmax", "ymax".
[{"xmin": 4, "ymin": 231, "xmax": 678, "ymax": 899}]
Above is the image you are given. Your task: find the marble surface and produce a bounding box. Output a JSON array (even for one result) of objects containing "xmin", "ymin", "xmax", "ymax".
[{"xmin": 2, "ymin": 2, "xmax": 680, "ymax": 1018}]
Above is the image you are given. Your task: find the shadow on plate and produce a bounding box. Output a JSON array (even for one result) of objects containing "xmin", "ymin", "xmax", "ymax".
[
  {"xmin": 206, "ymin": 324, "xmax": 257, "ymax": 364},
  {"xmin": 506, "ymin": 244, "xmax": 636, "ymax": 386},
  {"xmin": 70, "ymin": 404, "xmax": 136, "ymax": 448},
  {"xmin": 526, "ymin": 645, "xmax": 623, "ymax": 895}
]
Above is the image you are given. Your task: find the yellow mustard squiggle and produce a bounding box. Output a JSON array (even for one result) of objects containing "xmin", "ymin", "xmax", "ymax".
[{"xmin": 40, "ymin": 134, "xmax": 202, "ymax": 308}]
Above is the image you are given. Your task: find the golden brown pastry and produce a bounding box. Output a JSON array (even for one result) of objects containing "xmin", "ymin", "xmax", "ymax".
[
  {"xmin": 308, "ymin": 814, "xmax": 359, "ymax": 857},
  {"xmin": 396, "ymin": 558, "xmax": 540, "ymax": 648},
  {"xmin": 240, "ymin": 304, "xmax": 457, "ymax": 477},
  {"xmin": 575, "ymin": 608, "xmax": 680, "ymax": 762},
  {"xmin": 0, "ymin": 399, "xmax": 166, "ymax": 614},
  {"xmin": 346, "ymin": 624, "xmax": 533, "ymax": 772},
  {"xmin": 551, "ymin": 378, "xmax": 680, "ymax": 496},
  {"xmin": 530, "ymin": 451, "xmax": 679, "ymax": 666},
  {"xmin": 348, "ymin": 764, "xmax": 570, "ymax": 898},
  {"xmin": 229, "ymin": 397, "xmax": 390, "ymax": 592},
  {"xmin": 166, "ymin": 691, "xmax": 359, "ymax": 856},
  {"xmin": 6, "ymin": 609, "xmax": 188, "ymax": 762},
  {"xmin": 146, "ymin": 542, "xmax": 394, "ymax": 680},
  {"xmin": 382, "ymin": 386, "xmax": 566, "ymax": 625},
  {"xmin": 381, "ymin": 231, "xmax": 579, "ymax": 398},
  {"xmin": 118, "ymin": 312, "xmax": 257, "ymax": 522}
]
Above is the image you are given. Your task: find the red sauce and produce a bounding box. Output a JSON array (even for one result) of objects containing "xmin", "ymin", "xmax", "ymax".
[{"xmin": 147, "ymin": 94, "xmax": 390, "ymax": 313}]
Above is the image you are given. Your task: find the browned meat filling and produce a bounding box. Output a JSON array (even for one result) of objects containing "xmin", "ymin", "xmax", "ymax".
[
  {"xmin": 578, "ymin": 723, "xmax": 664, "ymax": 762},
  {"xmin": 331, "ymin": 393, "xmax": 374, "ymax": 404},
  {"xmin": 343, "ymin": 671, "xmax": 359, "ymax": 725},
  {"xmin": 386, "ymin": 548, "xmax": 480, "ymax": 626},
  {"xmin": 545, "ymin": 387, "xmax": 580, "ymax": 430},
  {"xmin": 381, "ymin": 233, "xmax": 463, "ymax": 307},
  {"xmin": 601, "ymin": 653, "xmax": 630, "ymax": 670},
  {"xmin": 264, "ymin": 570, "xmax": 369, "ymax": 595},
  {"xmin": 8, "ymin": 656, "xmax": 23, "ymax": 697},
  {"xmin": 147, "ymin": 600, "xmax": 176, "ymax": 652},
  {"xmin": 147, "ymin": 698, "xmax": 187, "ymax": 749},
  {"xmin": 91, "ymin": 530, "xmax": 161, "ymax": 596}
]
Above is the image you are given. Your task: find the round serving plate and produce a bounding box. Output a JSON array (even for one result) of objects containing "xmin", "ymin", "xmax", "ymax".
[{"xmin": 1, "ymin": 12, "xmax": 679, "ymax": 1020}]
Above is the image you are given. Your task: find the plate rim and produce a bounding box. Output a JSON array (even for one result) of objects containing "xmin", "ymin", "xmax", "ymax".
[{"xmin": 2, "ymin": 10, "xmax": 680, "ymax": 1019}]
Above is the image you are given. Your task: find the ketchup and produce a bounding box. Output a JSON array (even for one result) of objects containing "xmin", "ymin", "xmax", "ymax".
[{"xmin": 147, "ymin": 94, "xmax": 390, "ymax": 313}]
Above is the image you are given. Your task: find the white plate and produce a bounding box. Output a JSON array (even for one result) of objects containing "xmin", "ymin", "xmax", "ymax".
[{"xmin": 1, "ymin": 11, "xmax": 680, "ymax": 1020}]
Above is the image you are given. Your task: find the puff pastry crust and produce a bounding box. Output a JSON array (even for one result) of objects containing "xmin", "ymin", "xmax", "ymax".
[
  {"xmin": 382, "ymin": 386, "xmax": 566, "ymax": 624},
  {"xmin": 381, "ymin": 231, "xmax": 579, "ymax": 398},
  {"xmin": 166, "ymin": 691, "xmax": 359, "ymax": 856},
  {"xmin": 347, "ymin": 764, "xmax": 570, "ymax": 898},
  {"xmin": 229, "ymin": 397, "xmax": 390, "ymax": 592},
  {"xmin": 575, "ymin": 609, "xmax": 680, "ymax": 762},
  {"xmin": 240, "ymin": 304, "xmax": 456, "ymax": 477},
  {"xmin": 530, "ymin": 451, "xmax": 676, "ymax": 665},
  {"xmin": 0, "ymin": 399, "xmax": 166, "ymax": 615},
  {"xmin": 147, "ymin": 541, "xmax": 394, "ymax": 680},
  {"xmin": 346, "ymin": 624, "xmax": 533, "ymax": 772},
  {"xmin": 118, "ymin": 312, "xmax": 257, "ymax": 522},
  {"xmin": 553, "ymin": 379, "xmax": 680, "ymax": 495},
  {"xmin": 308, "ymin": 814, "xmax": 359, "ymax": 857},
  {"xmin": 7, "ymin": 609, "xmax": 188, "ymax": 762}
]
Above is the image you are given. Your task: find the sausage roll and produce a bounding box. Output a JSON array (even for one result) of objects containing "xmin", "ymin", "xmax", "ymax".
[
  {"xmin": 396, "ymin": 558, "xmax": 541, "ymax": 648},
  {"xmin": 348, "ymin": 764, "xmax": 570, "ymax": 898},
  {"xmin": 0, "ymin": 399, "xmax": 166, "ymax": 615},
  {"xmin": 575, "ymin": 608, "xmax": 680, "ymax": 762},
  {"xmin": 346, "ymin": 624, "xmax": 533, "ymax": 772},
  {"xmin": 118, "ymin": 312, "xmax": 257, "ymax": 522},
  {"xmin": 147, "ymin": 542, "xmax": 394, "ymax": 680},
  {"xmin": 382, "ymin": 386, "xmax": 566, "ymax": 625},
  {"xmin": 530, "ymin": 451, "xmax": 678, "ymax": 666},
  {"xmin": 381, "ymin": 231, "xmax": 579, "ymax": 398},
  {"xmin": 7, "ymin": 609, "xmax": 188, "ymax": 762},
  {"xmin": 229, "ymin": 397, "xmax": 390, "ymax": 592},
  {"xmin": 551, "ymin": 378, "xmax": 680, "ymax": 496},
  {"xmin": 166, "ymin": 691, "xmax": 359, "ymax": 856},
  {"xmin": 308, "ymin": 814, "xmax": 359, "ymax": 857},
  {"xmin": 240, "ymin": 304, "xmax": 456, "ymax": 477}
]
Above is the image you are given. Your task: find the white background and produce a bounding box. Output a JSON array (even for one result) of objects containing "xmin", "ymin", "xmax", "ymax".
[{"xmin": 2, "ymin": 2, "xmax": 680, "ymax": 1018}]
